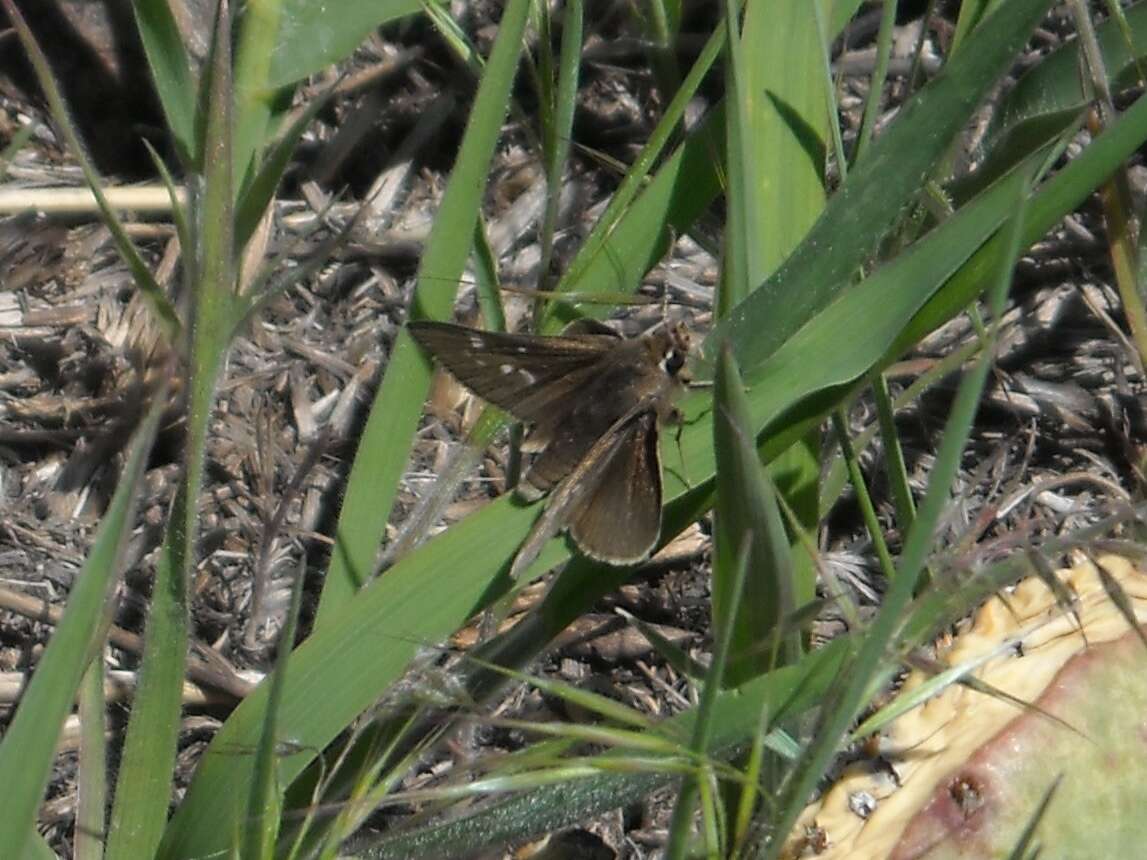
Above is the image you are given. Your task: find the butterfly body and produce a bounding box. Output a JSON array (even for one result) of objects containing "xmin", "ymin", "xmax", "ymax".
[{"xmin": 408, "ymin": 319, "xmax": 689, "ymax": 577}]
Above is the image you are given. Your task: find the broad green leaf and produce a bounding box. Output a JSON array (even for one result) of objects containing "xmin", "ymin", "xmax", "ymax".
[
  {"xmin": 131, "ymin": 0, "xmax": 197, "ymax": 165},
  {"xmin": 736, "ymin": 0, "xmax": 826, "ymax": 288},
  {"xmin": 987, "ymin": 0, "xmax": 1147, "ymax": 151},
  {"xmin": 267, "ymin": 0, "xmax": 423, "ymax": 88},
  {"xmin": 711, "ymin": 344, "xmax": 800, "ymax": 686},
  {"xmin": 962, "ymin": 0, "xmax": 1147, "ymax": 199},
  {"xmin": 713, "ymin": 0, "xmax": 1058, "ymax": 376}
]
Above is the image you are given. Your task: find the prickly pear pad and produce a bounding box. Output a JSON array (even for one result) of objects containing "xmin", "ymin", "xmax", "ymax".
[{"xmin": 783, "ymin": 555, "xmax": 1147, "ymax": 859}]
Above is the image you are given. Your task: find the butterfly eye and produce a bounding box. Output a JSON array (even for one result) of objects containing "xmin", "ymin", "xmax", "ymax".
[{"xmin": 664, "ymin": 349, "xmax": 686, "ymax": 375}]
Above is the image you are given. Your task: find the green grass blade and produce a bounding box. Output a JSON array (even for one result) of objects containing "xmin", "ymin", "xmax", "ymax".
[
  {"xmin": 268, "ymin": 0, "xmax": 422, "ymax": 88},
  {"xmin": 0, "ymin": 398, "xmax": 164, "ymax": 858},
  {"xmin": 534, "ymin": 0, "xmax": 582, "ymax": 320},
  {"xmin": 131, "ymin": 0, "xmax": 197, "ymax": 165},
  {"xmin": 75, "ymin": 657, "xmax": 108, "ymax": 860},
  {"xmin": 961, "ymin": 2, "xmax": 1147, "ymax": 199},
  {"xmin": 712, "ymin": 0, "xmax": 1057, "ymax": 376},
  {"xmin": 542, "ymin": 23, "xmax": 725, "ymax": 328},
  {"xmin": 366, "ymin": 638, "xmax": 849, "ymax": 859},
  {"xmin": 738, "ymin": 0, "xmax": 825, "ymax": 284},
  {"xmin": 0, "ymin": 0, "xmax": 181, "ymax": 343},
  {"xmin": 108, "ymin": 5, "xmax": 240, "ymax": 854},
  {"xmin": 546, "ymin": 0, "xmax": 858, "ymax": 327},
  {"xmin": 712, "ymin": 343, "xmax": 801, "ymax": 685},
  {"xmin": 244, "ymin": 567, "xmax": 305, "ymax": 860},
  {"xmin": 234, "ymin": 80, "xmax": 337, "ymax": 250},
  {"xmin": 987, "ymin": 1, "xmax": 1147, "ymax": 153},
  {"xmin": 313, "ymin": 0, "xmax": 531, "ymax": 624},
  {"xmin": 721, "ymin": 0, "xmax": 755, "ymax": 315},
  {"xmin": 853, "ymin": 0, "xmax": 897, "ymax": 162},
  {"xmin": 831, "ymin": 410, "xmax": 897, "ymax": 581},
  {"xmin": 762, "ymin": 165, "xmax": 1034, "ymax": 860},
  {"xmin": 951, "ymin": 0, "xmax": 999, "ymax": 54},
  {"xmin": 888, "ymin": 97, "xmax": 1147, "ymax": 358},
  {"xmin": 666, "ymin": 530, "xmax": 750, "ymax": 858},
  {"xmin": 1006, "ymin": 777, "xmax": 1061, "ymax": 860},
  {"xmin": 233, "ymin": 0, "xmax": 284, "ymax": 190}
]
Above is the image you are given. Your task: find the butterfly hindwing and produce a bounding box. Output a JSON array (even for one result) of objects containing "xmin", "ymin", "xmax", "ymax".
[
  {"xmin": 509, "ymin": 405, "xmax": 662, "ymax": 577},
  {"xmin": 568, "ymin": 410, "xmax": 662, "ymax": 564}
]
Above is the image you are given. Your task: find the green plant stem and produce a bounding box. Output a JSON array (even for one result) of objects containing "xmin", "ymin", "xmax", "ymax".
[
  {"xmin": 830, "ymin": 411, "xmax": 896, "ymax": 581},
  {"xmin": 853, "ymin": 0, "xmax": 897, "ymax": 164},
  {"xmin": 871, "ymin": 373, "xmax": 916, "ymax": 531}
]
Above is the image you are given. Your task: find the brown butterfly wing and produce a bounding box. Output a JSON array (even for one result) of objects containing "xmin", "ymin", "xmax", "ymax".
[
  {"xmin": 520, "ymin": 335, "xmax": 675, "ymax": 495},
  {"xmin": 567, "ymin": 409, "xmax": 662, "ymax": 564},
  {"xmin": 407, "ymin": 321, "xmax": 617, "ymax": 424},
  {"xmin": 509, "ymin": 407, "xmax": 662, "ymax": 577}
]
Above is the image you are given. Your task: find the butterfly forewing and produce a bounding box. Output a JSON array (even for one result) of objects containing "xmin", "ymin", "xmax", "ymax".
[{"xmin": 407, "ymin": 321, "xmax": 617, "ymax": 424}]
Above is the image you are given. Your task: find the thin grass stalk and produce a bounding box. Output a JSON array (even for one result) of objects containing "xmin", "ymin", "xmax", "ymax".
[
  {"xmin": 1005, "ymin": 779, "xmax": 1061, "ymax": 859},
  {"xmin": 666, "ymin": 539, "xmax": 751, "ymax": 858},
  {"xmin": 313, "ymin": 0, "xmax": 532, "ymax": 622},
  {"xmin": 905, "ymin": 0, "xmax": 940, "ymax": 95},
  {"xmin": 534, "ymin": 0, "xmax": 582, "ymax": 324},
  {"xmin": 853, "ymin": 0, "xmax": 898, "ymax": 164},
  {"xmin": 1068, "ymin": 0, "xmax": 1147, "ymax": 370},
  {"xmin": 830, "ymin": 411, "xmax": 896, "ymax": 580},
  {"xmin": 1101, "ymin": 0, "xmax": 1147, "ymax": 85},
  {"xmin": 950, "ymin": 0, "xmax": 994, "ymax": 54},
  {"xmin": 813, "ymin": 0, "xmax": 848, "ymax": 182},
  {"xmin": 544, "ymin": 20, "xmax": 725, "ymax": 326},
  {"xmin": 75, "ymin": 656, "xmax": 108, "ymax": 860},
  {"xmin": 108, "ymin": 2, "xmax": 238, "ymax": 853},
  {"xmin": 871, "ymin": 373, "xmax": 916, "ymax": 530},
  {"xmin": 644, "ymin": 0, "xmax": 683, "ymax": 104},
  {"xmin": 730, "ymin": 704, "xmax": 771, "ymax": 857},
  {"xmin": 244, "ymin": 563, "xmax": 306, "ymax": 859}
]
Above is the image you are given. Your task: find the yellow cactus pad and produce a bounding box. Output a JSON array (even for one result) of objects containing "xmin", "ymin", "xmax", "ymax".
[{"xmin": 784, "ymin": 554, "xmax": 1147, "ymax": 859}]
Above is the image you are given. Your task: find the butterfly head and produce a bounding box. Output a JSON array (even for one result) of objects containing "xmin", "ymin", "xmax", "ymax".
[{"xmin": 650, "ymin": 321, "xmax": 692, "ymax": 381}]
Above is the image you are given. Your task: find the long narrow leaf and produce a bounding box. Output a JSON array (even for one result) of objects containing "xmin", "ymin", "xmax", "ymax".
[
  {"xmin": 314, "ymin": 0, "xmax": 531, "ymax": 623},
  {"xmin": 0, "ymin": 397, "xmax": 164, "ymax": 857},
  {"xmin": 108, "ymin": 3, "xmax": 239, "ymax": 854},
  {"xmin": 714, "ymin": 0, "xmax": 1057, "ymax": 375},
  {"xmin": 712, "ymin": 344, "xmax": 800, "ymax": 685},
  {"xmin": 762, "ymin": 161, "xmax": 1035, "ymax": 860},
  {"xmin": 131, "ymin": 0, "xmax": 198, "ymax": 165},
  {"xmin": 0, "ymin": 0, "xmax": 181, "ymax": 342}
]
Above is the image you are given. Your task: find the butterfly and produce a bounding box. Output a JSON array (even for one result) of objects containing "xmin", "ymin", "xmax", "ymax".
[{"xmin": 408, "ymin": 318, "xmax": 691, "ymax": 578}]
